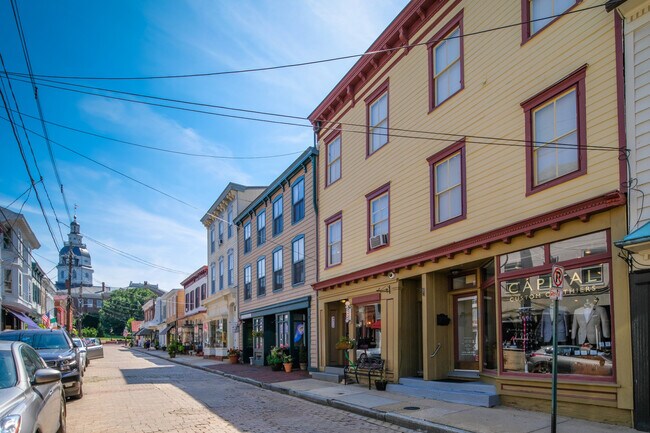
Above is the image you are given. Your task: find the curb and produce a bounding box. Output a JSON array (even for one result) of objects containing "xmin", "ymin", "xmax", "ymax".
[{"xmin": 132, "ymin": 348, "xmax": 469, "ymax": 433}]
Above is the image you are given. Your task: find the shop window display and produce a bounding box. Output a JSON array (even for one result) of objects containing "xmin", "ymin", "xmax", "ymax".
[
  {"xmin": 354, "ymin": 303, "xmax": 381, "ymax": 358},
  {"xmin": 500, "ymin": 232, "xmax": 612, "ymax": 377}
]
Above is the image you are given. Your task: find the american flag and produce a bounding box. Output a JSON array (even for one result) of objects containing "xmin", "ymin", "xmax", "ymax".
[{"xmin": 41, "ymin": 313, "xmax": 51, "ymax": 328}]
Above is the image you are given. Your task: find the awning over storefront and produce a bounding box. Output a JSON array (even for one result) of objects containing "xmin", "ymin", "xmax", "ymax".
[
  {"xmin": 240, "ymin": 296, "xmax": 311, "ymax": 319},
  {"xmin": 160, "ymin": 323, "xmax": 175, "ymax": 335},
  {"xmin": 135, "ymin": 328, "xmax": 153, "ymax": 336},
  {"xmin": 615, "ymin": 221, "xmax": 650, "ymax": 258},
  {"xmin": 4, "ymin": 306, "xmax": 40, "ymax": 329}
]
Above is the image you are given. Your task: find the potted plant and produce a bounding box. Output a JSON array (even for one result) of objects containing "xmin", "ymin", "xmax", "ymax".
[
  {"xmin": 283, "ymin": 354, "xmax": 294, "ymax": 373},
  {"xmin": 227, "ymin": 347, "xmax": 241, "ymax": 364},
  {"xmin": 266, "ymin": 346, "xmax": 283, "ymax": 371},
  {"xmin": 298, "ymin": 345, "xmax": 308, "ymax": 371},
  {"xmin": 375, "ymin": 367, "xmax": 388, "ymax": 391},
  {"xmin": 167, "ymin": 340, "xmax": 182, "ymax": 358},
  {"xmin": 335, "ymin": 336, "xmax": 355, "ymax": 350}
]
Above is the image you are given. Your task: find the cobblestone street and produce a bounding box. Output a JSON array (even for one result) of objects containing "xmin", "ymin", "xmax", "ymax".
[{"xmin": 66, "ymin": 345, "xmax": 418, "ymax": 433}]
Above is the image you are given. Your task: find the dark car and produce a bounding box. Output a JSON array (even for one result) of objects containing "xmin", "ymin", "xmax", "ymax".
[
  {"xmin": 0, "ymin": 341, "xmax": 66, "ymax": 433},
  {"xmin": 0, "ymin": 329, "xmax": 83, "ymax": 399}
]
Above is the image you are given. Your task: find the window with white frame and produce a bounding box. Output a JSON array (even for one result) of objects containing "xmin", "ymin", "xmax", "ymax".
[
  {"xmin": 369, "ymin": 92, "xmax": 388, "ymax": 153},
  {"xmin": 4, "ymin": 269, "xmax": 11, "ymax": 293},
  {"xmin": 228, "ymin": 252, "xmax": 234, "ymax": 286},
  {"xmin": 530, "ymin": 0, "xmax": 575, "ymax": 34},
  {"xmin": 244, "ymin": 265, "xmax": 252, "ymax": 300},
  {"xmin": 227, "ymin": 207, "xmax": 233, "ymax": 238},
  {"xmin": 327, "ymin": 136, "xmax": 341, "ymax": 185},
  {"xmin": 292, "ymin": 237, "xmax": 305, "ymax": 285},
  {"xmin": 219, "ymin": 258, "xmax": 224, "ymax": 290},
  {"xmin": 434, "ymin": 151, "xmax": 463, "ymax": 224},
  {"xmin": 211, "ymin": 263, "xmax": 216, "ymax": 294},
  {"xmin": 218, "ymin": 221, "xmax": 224, "ymax": 244},
  {"xmin": 429, "ymin": 13, "xmax": 463, "ymax": 109},
  {"xmin": 210, "ymin": 224, "xmax": 215, "ymax": 253},
  {"xmin": 327, "ymin": 218, "xmax": 342, "ymax": 267},
  {"xmin": 370, "ymin": 194, "xmax": 389, "ymax": 238},
  {"xmin": 273, "ymin": 248, "xmax": 283, "ymax": 291}
]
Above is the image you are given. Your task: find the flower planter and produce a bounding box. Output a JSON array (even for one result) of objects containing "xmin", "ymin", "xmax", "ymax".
[
  {"xmin": 335, "ymin": 342, "xmax": 352, "ymax": 350},
  {"xmin": 299, "ymin": 362, "xmax": 307, "ymax": 371},
  {"xmin": 283, "ymin": 362, "xmax": 293, "ymax": 373},
  {"xmin": 375, "ymin": 380, "xmax": 388, "ymax": 391},
  {"xmin": 229, "ymin": 355, "xmax": 239, "ymax": 364}
]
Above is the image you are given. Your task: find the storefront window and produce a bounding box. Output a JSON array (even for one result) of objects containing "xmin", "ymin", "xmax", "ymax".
[
  {"xmin": 277, "ymin": 313, "xmax": 290, "ymax": 348},
  {"xmin": 500, "ymin": 246, "xmax": 545, "ymax": 273},
  {"xmin": 213, "ymin": 319, "xmax": 227, "ymax": 348},
  {"xmin": 550, "ymin": 231, "xmax": 608, "ymax": 262},
  {"xmin": 253, "ymin": 317, "xmax": 263, "ymax": 350},
  {"xmin": 354, "ymin": 303, "xmax": 381, "ymax": 358},
  {"xmin": 501, "ymin": 262, "xmax": 612, "ymax": 377}
]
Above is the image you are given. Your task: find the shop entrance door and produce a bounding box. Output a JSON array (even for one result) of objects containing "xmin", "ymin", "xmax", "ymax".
[
  {"xmin": 454, "ymin": 294, "xmax": 479, "ymax": 371},
  {"xmin": 327, "ymin": 303, "xmax": 345, "ymax": 366}
]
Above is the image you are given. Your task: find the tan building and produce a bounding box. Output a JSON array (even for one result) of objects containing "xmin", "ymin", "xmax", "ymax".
[
  {"xmin": 201, "ymin": 183, "xmax": 266, "ymax": 359},
  {"xmin": 235, "ymin": 148, "xmax": 318, "ymax": 369},
  {"xmin": 179, "ymin": 266, "xmax": 208, "ymax": 351},
  {"xmin": 309, "ymin": 0, "xmax": 632, "ymax": 426}
]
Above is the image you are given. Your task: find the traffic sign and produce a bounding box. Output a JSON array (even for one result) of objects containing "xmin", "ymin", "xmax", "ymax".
[
  {"xmin": 551, "ymin": 265, "xmax": 564, "ymax": 289},
  {"xmin": 549, "ymin": 288, "xmax": 563, "ymax": 300}
]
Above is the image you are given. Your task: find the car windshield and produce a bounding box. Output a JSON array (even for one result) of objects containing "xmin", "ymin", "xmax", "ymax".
[
  {"xmin": 0, "ymin": 350, "xmax": 17, "ymax": 389},
  {"xmin": 18, "ymin": 333, "xmax": 70, "ymax": 350},
  {"xmin": 73, "ymin": 338, "xmax": 85, "ymax": 347}
]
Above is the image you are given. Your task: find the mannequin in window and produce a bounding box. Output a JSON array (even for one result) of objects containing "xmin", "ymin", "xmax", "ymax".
[
  {"xmin": 571, "ymin": 297, "xmax": 610, "ymax": 345},
  {"xmin": 537, "ymin": 304, "xmax": 570, "ymax": 344}
]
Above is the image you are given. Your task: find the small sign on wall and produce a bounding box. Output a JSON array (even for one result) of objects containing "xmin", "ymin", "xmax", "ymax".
[{"xmin": 331, "ymin": 315, "xmax": 336, "ymax": 328}]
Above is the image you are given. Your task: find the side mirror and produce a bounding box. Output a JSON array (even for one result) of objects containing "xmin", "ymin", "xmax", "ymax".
[{"xmin": 33, "ymin": 368, "xmax": 62, "ymax": 385}]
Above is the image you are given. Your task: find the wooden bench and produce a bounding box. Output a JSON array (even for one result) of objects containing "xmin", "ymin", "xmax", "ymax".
[{"xmin": 344, "ymin": 353, "xmax": 385, "ymax": 389}]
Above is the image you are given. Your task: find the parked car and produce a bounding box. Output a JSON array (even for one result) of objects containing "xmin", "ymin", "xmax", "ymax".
[
  {"xmin": 0, "ymin": 329, "xmax": 83, "ymax": 399},
  {"xmin": 0, "ymin": 341, "xmax": 66, "ymax": 433},
  {"xmin": 72, "ymin": 337, "xmax": 88, "ymax": 370},
  {"xmin": 526, "ymin": 345, "xmax": 612, "ymax": 376},
  {"xmin": 83, "ymin": 337, "xmax": 104, "ymax": 361}
]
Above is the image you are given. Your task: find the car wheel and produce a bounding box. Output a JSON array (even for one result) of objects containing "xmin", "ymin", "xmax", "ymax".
[
  {"xmin": 57, "ymin": 394, "xmax": 67, "ymax": 433},
  {"xmin": 72, "ymin": 381, "xmax": 83, "ymax": 400}
]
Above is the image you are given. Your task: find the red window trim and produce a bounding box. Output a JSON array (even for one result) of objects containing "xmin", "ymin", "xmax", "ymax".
[
  {"xmin": 365, "ymin": 182, "xmax": 391, "ymax": 253},
  {"xmin": 324, "ymin": 128, "xmax": 342, "ymax": 188},
  {"xmin": 365, "ymin": 78, "xmax": 390, "ymax": 158},
  {"xmin": 428, "ymin": 138, "xmax": 467, "ymax": 230},
  {"xmin": 521, "ymin": 0, "xmax": 582, "ymax": 45},
  {"xmin": 521, "ymin": 65, "xmax": 587, "ymax": 196},
  {"xmin": 324, "ymin": 211, "xmax": 343, "ymax": 269},
  {"xmin": 427, "ymin": 9, "xmax": 464, "ymax": 113}
]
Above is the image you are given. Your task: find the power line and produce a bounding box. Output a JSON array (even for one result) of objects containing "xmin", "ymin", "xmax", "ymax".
[
  {"xmin": 0, "ymin": 53, "xmax": 61, "ymax": 252},
  {"xmin": 3, "ymin": 185, "xmax": 33, "ymax": 208},
  {"xmin": 4, "ymin": 78, "xmax": 622, "ymax": 153},
  {"xmin": 3, "ymin": 3, "xmax": 607, "ymax": 81},
  {"xmin": 9, "ymin": 0, "xmax": 72, "ymax": 222}
]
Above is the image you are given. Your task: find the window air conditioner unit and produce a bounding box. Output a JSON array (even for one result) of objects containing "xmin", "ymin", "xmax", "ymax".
[{"xmin": 369, "ymin": 234, "xmax": 388, "ymax": 249}]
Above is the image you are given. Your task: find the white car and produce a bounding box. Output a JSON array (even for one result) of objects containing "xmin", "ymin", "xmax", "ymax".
[{"xmin": 72, "ymin": 338, "xmax": 88, "ymax": 371}]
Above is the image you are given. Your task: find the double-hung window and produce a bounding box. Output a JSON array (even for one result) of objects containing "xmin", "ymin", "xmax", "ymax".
[
  {"xmin": 227, "ymin": 251, "xmax": 234, "ymax": 286},
  {"xmin": 326, "ymin": 135, "xmax": 341, "ymax": 185},
  {"xmin": 210, "ymin": 225, "xmax": 215, "ymax": 253},
  {"xmin": 524, "ymin": 0, "xmax": 577, "ymax": 41},
  {"xmin": 257, "ymin": 210, "xmax": 266, "ymax": 246},
  {"xmin": 227, "ymin": 207, "xmax": 233, "ymax": 238},
  {"xmin": 292, "ymin": 236, "xmax": 305, "ymax": 285},
  {"xmin": 273, "ymin": 196, "xmax": 283, "ymax": 236},
  {"xmin": 257, "ymin": 257, "xmax": 266, "ymax": 296},
  {"xmin": 522, "ymin": 66, "xmax": 586, "ymax": 195},
  {"xmin": 218, "ymin": 258, "xmax": 224, "ymax": 290},
  {"xmin": 244, "ymin": 265, "xmax": 252, "ymax": 300},
  {"xmin": 429, "ymin": 11, "xmax": 464, "ymax": 109},
  {"xmin": 292, "ymin": 178, "xmax": 305, "ymax": 223},
  {"xmin": 429, "ymin": 139, "xmax": 466, "ymax": 228},
  {"xmin": 366, "ymin": 184, "xmax": 390, "ymax": 251},
  {"xmin": 218, "ymin": 221, "xmax": 224, "ymax": 245},
  {"xmin": 244, "ymin": 222, "xmax": 252, "ymax": 253},
  {"xmin": 273, "ymin": 248, "xmax": 283, "ymax": 291},
  {"xmin": 326, "ymin": 213, "xmax": 342, "ymax": 267},
  {"xmin": 366, "ymin": 81, "xmax": 389, "ymax": 155},
  {"xmin": 210, "ymin": 263, "xmax": 216, "ymax": 294}
]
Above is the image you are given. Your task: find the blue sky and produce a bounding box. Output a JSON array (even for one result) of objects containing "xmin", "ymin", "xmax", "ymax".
[{"xmin": 0, "ymin": 0, "xmax": 408, "ymax": 290}]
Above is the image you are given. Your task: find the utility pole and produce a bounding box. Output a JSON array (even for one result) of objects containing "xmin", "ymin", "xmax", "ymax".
[{"xmin": 66, "ymin": 246, "xmax": 73, "ymax": 332}]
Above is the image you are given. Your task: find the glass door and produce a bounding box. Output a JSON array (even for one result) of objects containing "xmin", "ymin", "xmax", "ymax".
[{"xmin": 454, "ymin": 294, "xmax": 479, "ymax": 370}]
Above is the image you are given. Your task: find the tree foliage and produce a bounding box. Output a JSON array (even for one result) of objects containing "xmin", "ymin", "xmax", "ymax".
[{"xmin": 99, "ymin": 288, "xmax": 156, "ymax": 335}]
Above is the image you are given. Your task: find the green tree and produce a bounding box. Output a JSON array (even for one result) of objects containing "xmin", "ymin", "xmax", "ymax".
[
  {"xmin": 99, "ymin": 288, "xmax": 156, "ymax": 336},
  {"xmin": 83, "ymin": 327, "xmax": 98, "ymax": 337}
]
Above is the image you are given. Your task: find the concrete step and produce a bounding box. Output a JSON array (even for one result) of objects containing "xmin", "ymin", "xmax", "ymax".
[
  {"xmin": 324, "ymin": 366, "xmax": 345, "ymax": 375},
  {"xmin": 391, "ymin": 378, "xmax": 499, "ymax": 407},
  {"xmin": 311, "ymin": 371, "xmax": 343, "ymax": 384}
]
